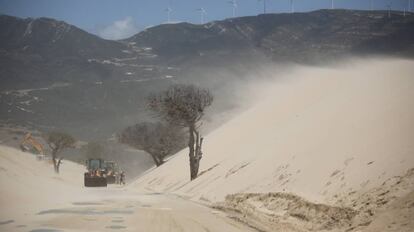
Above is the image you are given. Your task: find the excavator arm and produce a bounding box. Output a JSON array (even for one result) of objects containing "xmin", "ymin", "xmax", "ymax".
[{"xmin": 21, "ymin": 133, "xmax": 45, "ymax": 155}]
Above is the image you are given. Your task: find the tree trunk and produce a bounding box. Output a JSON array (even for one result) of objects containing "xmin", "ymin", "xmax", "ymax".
[
  {"xmin": 52, "ymin": 157, "xmax": 58, "ymax": 173},
  {"xmin": 56, "ymin": 157, "xmax": 63, "ymax": 173},
  {"xmin": 189, "ymin": 124, "xmax": 203, "ymax": 180},
  {"xmin": 52, "ymin": 151, "xmax": 58, "ymax": 173},
  {"xmin": 194, "ymin": 129, "xmax": 203, "ymax": 179},
  {"xmin": 188, "ymin": 124, "xmax": 197, "ymax": 180}
]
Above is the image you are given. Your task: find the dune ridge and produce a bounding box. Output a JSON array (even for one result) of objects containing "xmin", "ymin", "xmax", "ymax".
[
  {"xmin": 128, "ymin": 58, "xmax": 414, "ymax": 231},
  {"xmin": 130, "ymin": 58, "xmax": 414, "ymax": 204}
]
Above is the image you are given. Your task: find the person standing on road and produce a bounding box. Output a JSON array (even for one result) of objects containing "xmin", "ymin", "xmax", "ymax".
[{"xmin": 120, "ymin": 171, "xmax": 126, "ymax": 185}]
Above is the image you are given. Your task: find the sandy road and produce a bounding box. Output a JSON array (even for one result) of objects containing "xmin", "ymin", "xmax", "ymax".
[{"xmin": 1, "ymin": 187, "xmax": 255, "ymax": 232}]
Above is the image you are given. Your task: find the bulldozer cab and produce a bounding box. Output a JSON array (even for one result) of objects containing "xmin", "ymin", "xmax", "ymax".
[{"xmin": 86, "ymin": 158, "xmax": 104, "ymax": 171}]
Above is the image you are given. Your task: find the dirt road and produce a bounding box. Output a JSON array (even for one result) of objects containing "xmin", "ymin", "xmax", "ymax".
[{"xmin": 1, "ymin": 187, "xmax": 255, "ymax": 232}]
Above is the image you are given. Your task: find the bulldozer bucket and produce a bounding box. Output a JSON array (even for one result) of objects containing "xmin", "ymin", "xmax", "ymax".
[{"xmin": 84, "ymin": 174, "xmax": 107, "ymax": 187}]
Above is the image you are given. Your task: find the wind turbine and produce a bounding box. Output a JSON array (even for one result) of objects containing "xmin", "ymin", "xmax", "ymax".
[
  {"xmin": 196, "ymin": 8, "xmax": 206, "ymax": 24},
  {"xmin": 331, "ymin": 0, "xmax": 335, "ymax": 9},
  {"xmin": 386, "ymin": 2, "xmax": 391, "ymax": 18},
  {"xmin": 228, "ymin": 0, "xmax": 238, "ymax": 17},
  {"xmin": 370, "ymin": 0, "xmax": 373, "ymax": 11},
  {"xmin": 290, "ymin": 0, "xmax": 295, "ymax": 13},
  {"xmin": 258, "ymin": 0, "xmax": 267, "ymax": 14},
  {"xmin": 165, "ymin": 7, "xmax": 173, "ymax": 23}
]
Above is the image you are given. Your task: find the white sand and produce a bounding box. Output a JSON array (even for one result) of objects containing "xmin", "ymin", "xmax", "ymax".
[
  {"xmin": 130, "ymin": 58, "xmax": 414, "ymax": 205},
  {"xmin": 0, "ymin": 145, "xmax": 86, "ymax": 220},
  {"xmin": 0, "ymin": 146, "xmax": 256, "ymax": 232}
]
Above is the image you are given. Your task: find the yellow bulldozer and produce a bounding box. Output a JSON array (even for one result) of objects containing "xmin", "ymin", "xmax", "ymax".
[
  {"xmin": 84, "ymin": 159, "xmax": 121, "ymax": 187},
  {"xmin": 20, "ymin": 133, "xmax": 46, "ymax": 160},
  {"xmin": 84, "ymin": 158, "xmax": 108, "ymax": 187}
]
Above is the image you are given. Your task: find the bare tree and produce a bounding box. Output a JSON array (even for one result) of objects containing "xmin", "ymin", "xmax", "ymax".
[
  {"xmin": 119, "ymin": 122, "xmax": 186, "ymax": 167},
  {"xmin": 44, "ymin": 131, "xmax": 76, "ymax": 173},
  {"xmin": 147, "ymin": 84, "xmax": 213, "ymax": 180}
]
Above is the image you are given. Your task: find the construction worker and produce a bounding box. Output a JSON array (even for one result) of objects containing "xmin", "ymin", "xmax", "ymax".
[{"xmin": 120, "ymin": 171, "xmax": 126, "ymax": 185}]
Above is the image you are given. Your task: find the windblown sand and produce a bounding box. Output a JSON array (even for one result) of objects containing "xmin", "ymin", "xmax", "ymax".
[
  {"xmin": 0, "ymin": 145, "xmax": 86, "ymax": 221},
  {"xmin": 130, "ymin": 58, "xmax": 414, "ymax": 231}
]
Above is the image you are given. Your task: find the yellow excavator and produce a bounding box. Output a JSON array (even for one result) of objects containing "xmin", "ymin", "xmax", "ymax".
[{"xmin": 20, "ymin": 133, "xmax": 45, "ymax": 159}]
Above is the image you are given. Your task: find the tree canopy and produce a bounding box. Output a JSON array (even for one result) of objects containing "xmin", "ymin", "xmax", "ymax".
[
  {"xmin": 147, "ymin": 84, "xmax": 213, "ymax": 180},
  {"xmin": 147, "ymin": 84, "xmax": 213, "ymax": 126},
  {"xmin": 119, "ymin": 122, "xmax": 186, "ymax": 166},
  {"xmin": 44, "ymin": 131, "xmax": 76, "ymax": 173}
]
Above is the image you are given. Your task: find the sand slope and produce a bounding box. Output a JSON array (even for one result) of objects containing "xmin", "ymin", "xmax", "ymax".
[
  {"xmin": 0, "ymin": 145, "xmax": 258, "ymax": 232},
  {"xmin": 0, "ymin": 145, "xmax": 86, "ymax": 220},
  {"xmin": 129, "ymin": 58, "xmax": 414, "ymax": 231},
  {"xmin": 131, "ymin": 58, "xmax": 414, "ymax": 204}
]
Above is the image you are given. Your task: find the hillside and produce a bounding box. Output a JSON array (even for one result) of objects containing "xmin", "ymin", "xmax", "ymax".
[
  {"xmin": 1, "ymin": 10, "xmax": 414, "ymax": 140},
  {"xmin": 129, "ymin": 58, "xmax": 414, "ymax": 231}
]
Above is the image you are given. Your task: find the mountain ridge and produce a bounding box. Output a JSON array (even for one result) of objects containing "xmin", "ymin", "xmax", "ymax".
[{"xmin": 126, "ymin": 9, "xmax": 414, "ymax": 63}]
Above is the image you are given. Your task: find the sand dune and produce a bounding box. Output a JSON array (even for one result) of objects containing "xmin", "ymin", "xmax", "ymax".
[
  {"xmin": 0, "ymin": 145, "xmax": 86, "ymax": 220},
  {"xmin": 130, "ymin": 58, "xmax": 414, "ymax": 229},
  {"xmin": 128, "ymin": 58, "xmax": 414, "ymax": 231}
]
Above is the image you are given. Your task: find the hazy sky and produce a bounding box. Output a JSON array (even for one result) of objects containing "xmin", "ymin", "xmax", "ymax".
[{"xmin": 0, "ymin": 0, "xmax": 411, "ymax": 39}]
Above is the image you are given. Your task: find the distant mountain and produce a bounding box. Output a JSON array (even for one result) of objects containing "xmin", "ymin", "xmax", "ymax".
[
  {"xmin": 1, "ymin": 9, "xmax": 414, "ymax": 141},
  {"xmin": 0, "ymin": 14, "xmax": 154, "ymax": 90},
  {"xmin": 127, "ymin": 10, "xmax": 414, "ymax": 64},
  {"xmin": 0, "ymin": 15, "xmax": 125, "ymax": 58}
]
